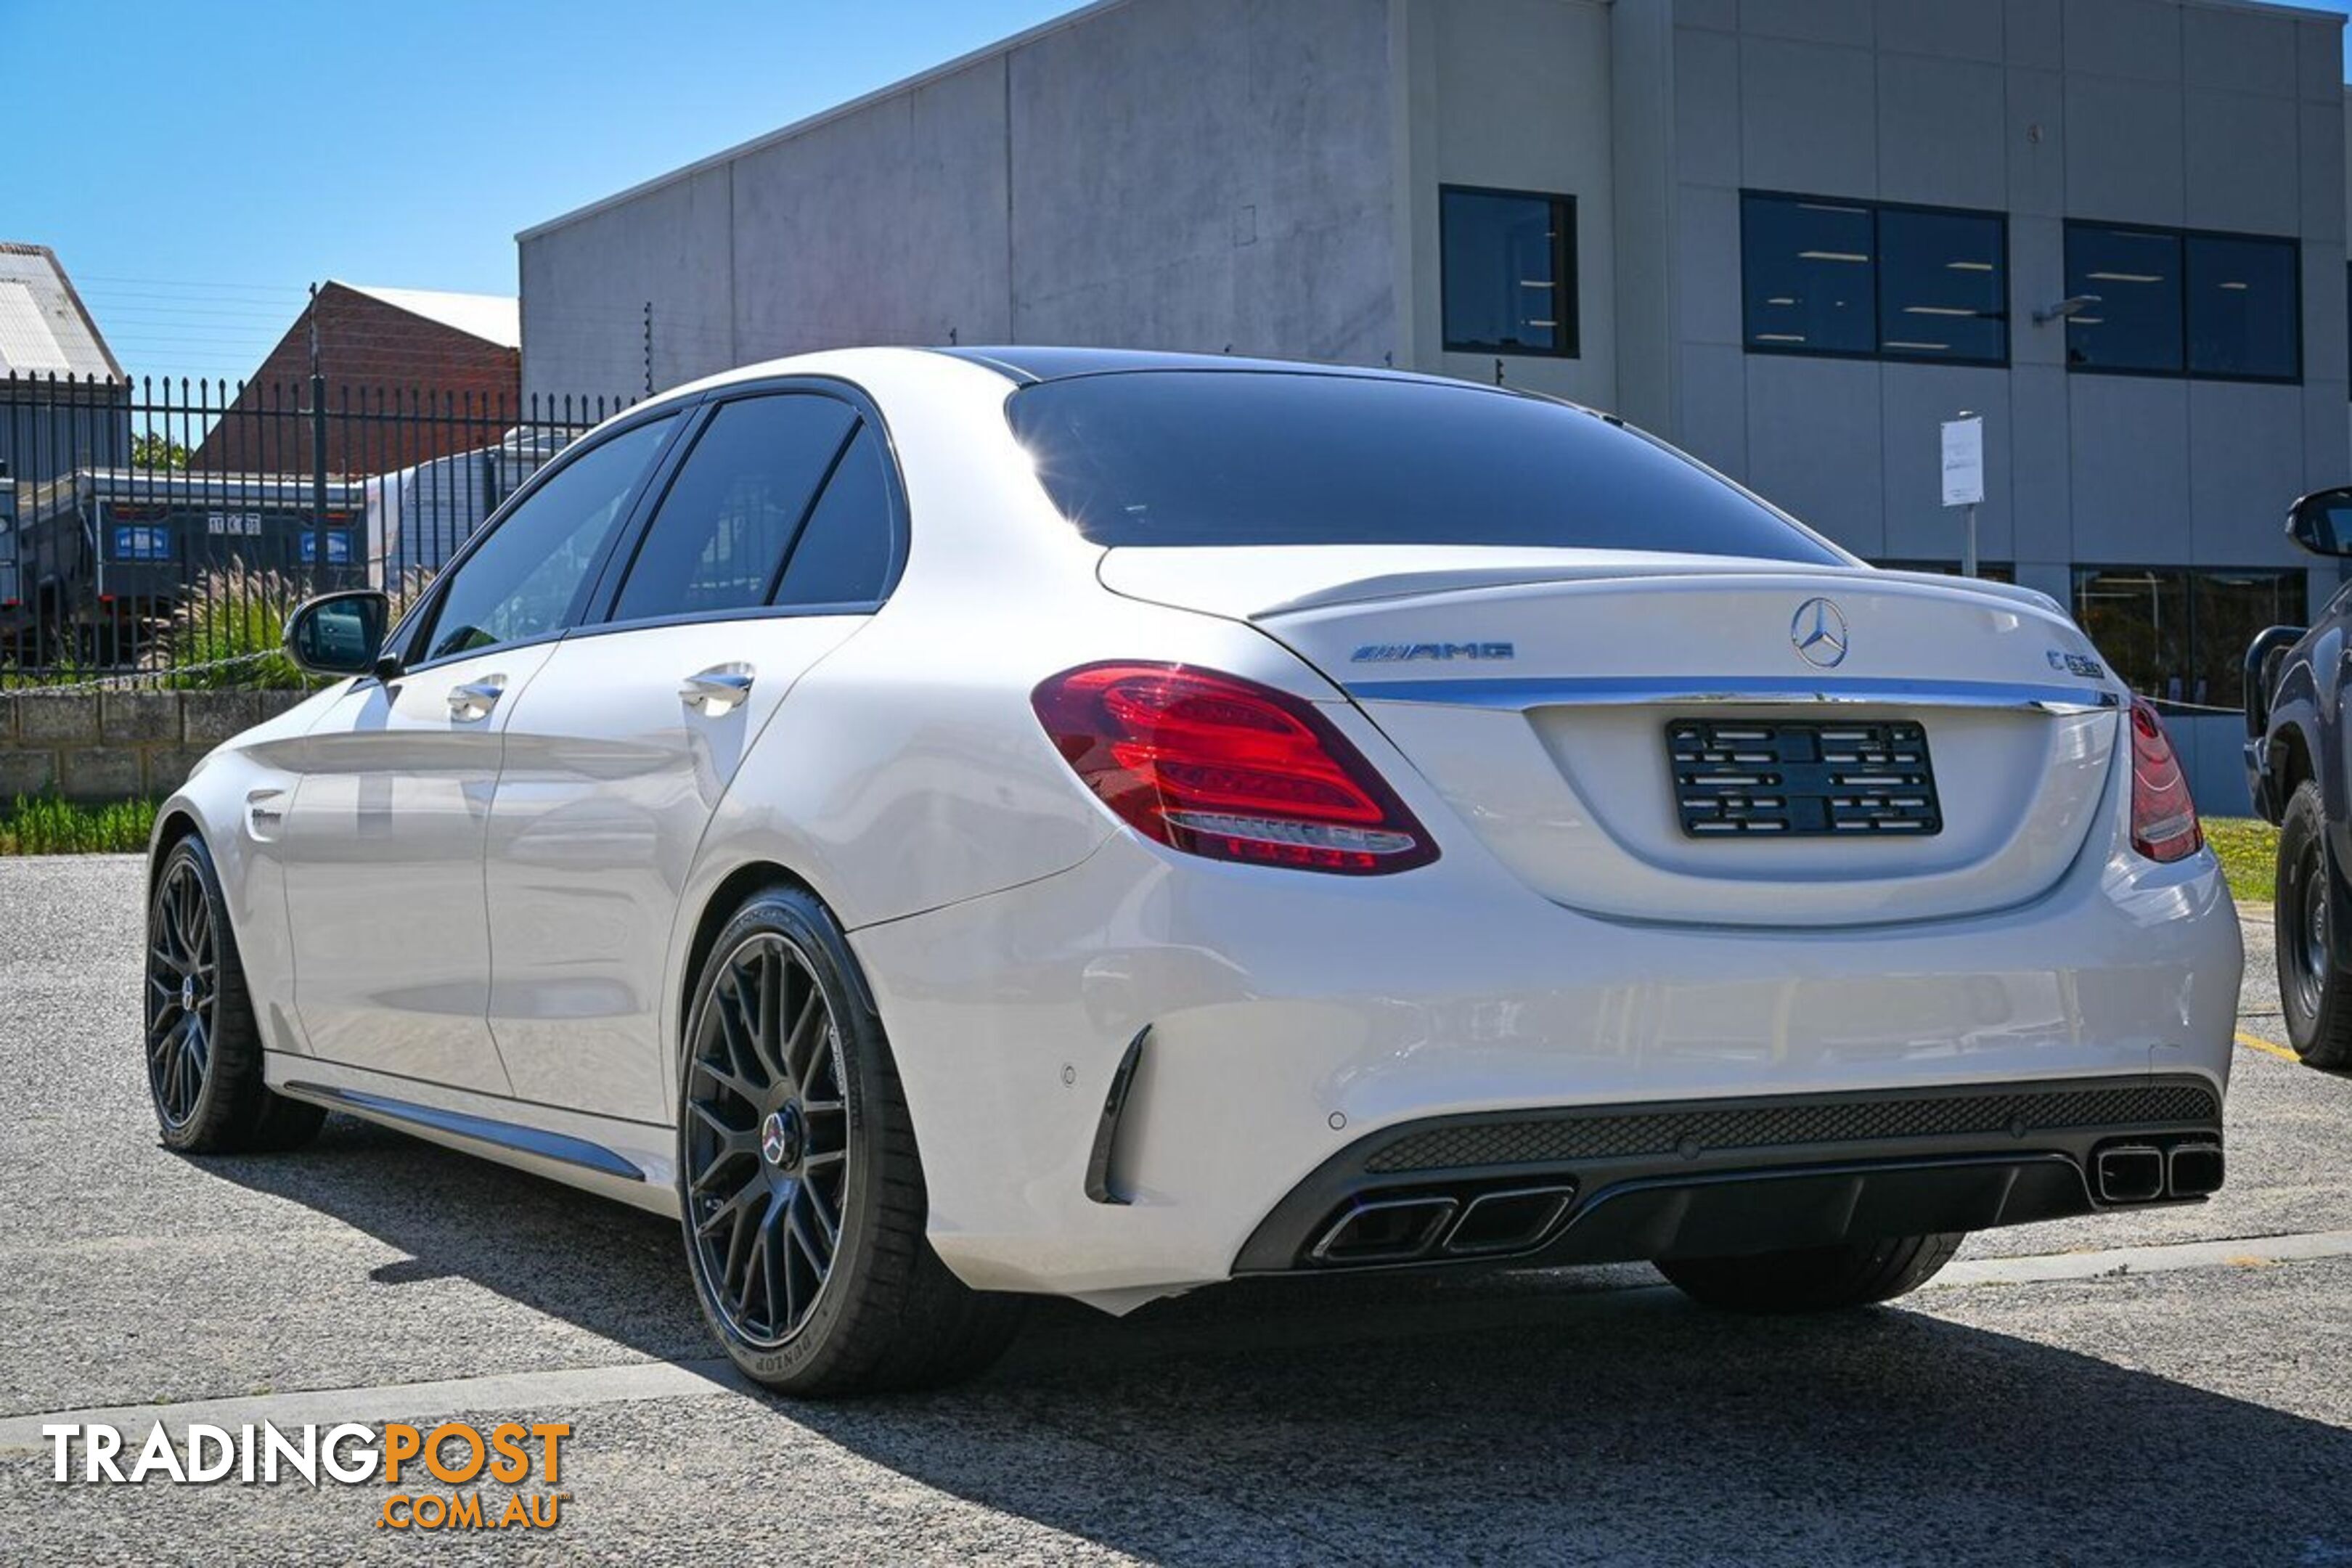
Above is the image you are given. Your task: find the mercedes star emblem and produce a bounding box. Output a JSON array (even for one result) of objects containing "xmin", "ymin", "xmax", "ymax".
[{"xmin": 1791, "ymin": 598, "xmax": 1849, "ymax": 668}]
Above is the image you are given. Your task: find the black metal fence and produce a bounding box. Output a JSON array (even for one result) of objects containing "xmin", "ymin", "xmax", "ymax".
[{"xmin": 0, "ymin": 374, "xmax": 631, "ymax": 684}]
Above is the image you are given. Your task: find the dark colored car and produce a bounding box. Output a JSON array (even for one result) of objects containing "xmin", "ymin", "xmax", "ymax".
[{"xmin": 2243, "ymin": 486, "xmax": 2352, "ymax": 1066}]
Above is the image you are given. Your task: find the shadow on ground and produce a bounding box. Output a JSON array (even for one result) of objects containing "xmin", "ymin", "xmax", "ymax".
[{"xmin": 210, "ymin": 1118, "xmax": 2352, "ymax": 1564}]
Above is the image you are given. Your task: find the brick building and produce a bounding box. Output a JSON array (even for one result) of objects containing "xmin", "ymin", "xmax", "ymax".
[{"xmin": 192, "ymin": 281, "xmax": 520, "ymax": 474}]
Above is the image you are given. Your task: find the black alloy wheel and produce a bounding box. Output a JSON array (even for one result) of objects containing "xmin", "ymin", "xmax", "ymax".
[
  {"xmin": 2290, "ymin": 833, "xmax": 2328, "ymax": 1024},
  {"xmin": 141, "ymin": 835, "xmax": 324, "ymax": 1153},
  {"xmin": 2277, "ymin": 780, "xmax": 2352, "ymax": 1067},
  {"xmin": 682, "ymin": 931, "xmax": 853, "ymax": 1349},
  {"xmin": 674, "ymin": 885, "xmax": 1025, "ymax": 1395},
  {"xmin": 147, "ymin": 852, "xmax": 218, "ymax": 1130}
]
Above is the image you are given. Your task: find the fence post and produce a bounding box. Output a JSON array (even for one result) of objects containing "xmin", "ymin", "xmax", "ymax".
[{"xmin": 307, "ymin": 285, "xmax": 327, "ymax": 589}]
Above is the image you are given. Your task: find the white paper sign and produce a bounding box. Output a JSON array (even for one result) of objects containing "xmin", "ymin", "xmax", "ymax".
[{"xmin": 1940, "ymin": 416, "xmax": 1984, "ymax": 508}]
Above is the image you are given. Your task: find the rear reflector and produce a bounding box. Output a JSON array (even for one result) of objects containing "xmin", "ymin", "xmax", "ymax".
[
  {"xmin": 2126, "ymin": 697, "xmax": 2201, "ymax": 864},
  {"xmin": 1032, "ymin": 661, "xmax": 1437, "ymax": 875}
]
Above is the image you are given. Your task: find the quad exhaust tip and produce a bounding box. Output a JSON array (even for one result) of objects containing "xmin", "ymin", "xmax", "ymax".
[
  {"xmin": 1310, "ymin": 1196, "xmax": 1458, "ymax": 1265},
  {"xmin": 2094, "ymin": 1140, "xmax": 2222, "ymax": 1204},
  {"xmin": 1442, "ymin": 1185, "xmax": 1577, "ymax": 1257},
  {"xmin": 2094, "ymin": 1145, "xmax": 2165, "ymax": 1204},
  {"xmin": 2167, "ymin": 1140, "xmax": 2224, "ymax": 1198},
  {"xmin": 1309, "ymin": 1185, "xmax": 1578, "ymax": 1267}
]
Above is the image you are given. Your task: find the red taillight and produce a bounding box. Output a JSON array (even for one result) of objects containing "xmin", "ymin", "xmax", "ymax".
[
  {"xmin": 1032, "ymin": 662, "xmax": 1437, "ymax": 875},
  {"xmin": 2128, "ymin": 696, "xmax": 2202, "ymax": 863}
]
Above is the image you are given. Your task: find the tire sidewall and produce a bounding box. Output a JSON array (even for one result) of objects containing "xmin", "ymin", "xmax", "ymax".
[
  {"xmin": 2277, "ymin": 781, "xmax": 2334, "ymax": 1052},
  {"xmin": 675, "ymin": 888, "xmax": 891, "ymax": 1388},
  {"xmin": 147, "ymin": 837, "xmax": 248, "ymax": 1151}
]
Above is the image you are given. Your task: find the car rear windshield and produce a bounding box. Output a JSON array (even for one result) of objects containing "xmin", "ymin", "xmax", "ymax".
[{"xmin": 1006, "ymin": 370, "xmax": 1844, "ymax": 563}]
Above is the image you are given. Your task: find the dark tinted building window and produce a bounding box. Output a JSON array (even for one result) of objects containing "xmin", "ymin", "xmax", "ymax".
[
  {"xmin": 610, "ymin": 394, "xmax": 857, "ymax": 623},
  {"xmin": 1877, "ymin": 208, "xmax": 2007, "ymax": 362},
  {"xmin": 2066, "ymin": 223, "xmax": 2299, "ymax": 381},
  {"xmin": 772, "ymin": 422, "xmax": 896, "ymax": 608},
  {"xmin": 1008, "ymin": 370, "xmax": 1845, "ymax": 563},
  {"xmin": 2192, "ymin": 568, "xmax": 2306, "ymax": 707},
  {"xmin": 1440, "ymin": 187, "xmax": 1577, "ymax": 357},
  {"xmin": 1742, "ymin": 194, "xmax": 1876, "ymax": 356},
  {"xmin": 2075, "ymin": 567, "xmax": 2190, "ymax": 701},
  {"xmin": 2073, "ymin": 565, "xmax": 2306, "ymax": 707},
  {"xmin": 1741, "ymin": 192, "xmax": 2005, "ymax": 364},
  {"xmin": 2065, "ymin": 226, "xmax": 2181, "ymax": 372},
  {"xmin": 2186, "ymin": 234, "xmax": 2298, "ymax": 380}
]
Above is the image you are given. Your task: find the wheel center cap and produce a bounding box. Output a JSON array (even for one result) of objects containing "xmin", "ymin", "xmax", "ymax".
[
  {"xmin": 179, "ymin": 976, "xmax": 197, "ymax": 1012},
  {"xmin": 759, "ymin": 1106, "xmax": 803, "ymax": 1169}
]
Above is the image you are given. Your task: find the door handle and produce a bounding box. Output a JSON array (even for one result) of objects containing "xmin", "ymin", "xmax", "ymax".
[
  {"xmin": 679, "ymin": 663, "xmax": 756, "ymax": 716},
  {"xmin": 447, "ymin": 677, "xmax": 506, "ymax": 722}
]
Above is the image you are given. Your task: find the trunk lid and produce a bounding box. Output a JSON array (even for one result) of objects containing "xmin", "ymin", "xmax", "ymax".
[{"xmin": 1101, "ymin": 547, "xmax": 2124, "ymax": 927}]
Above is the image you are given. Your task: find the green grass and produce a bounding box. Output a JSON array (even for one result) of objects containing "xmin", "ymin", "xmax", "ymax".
[
  {"xmin": 2203, "ymin": 816, "xmax": 2277, "ymax": 905},
  {"xmin": 0, "ymin": 795, "xmax": 158, "ymax": 855}
]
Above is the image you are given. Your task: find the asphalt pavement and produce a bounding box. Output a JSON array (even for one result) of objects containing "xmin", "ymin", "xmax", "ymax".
[{"xmin": 1, "ymin": 855, "xmax": 2348, "ymax": 1565}]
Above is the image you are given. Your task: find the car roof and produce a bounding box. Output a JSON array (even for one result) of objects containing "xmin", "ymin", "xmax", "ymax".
[{"xmin": 929, "ymin": 345, "xmax": 1460, "ymax": 388}]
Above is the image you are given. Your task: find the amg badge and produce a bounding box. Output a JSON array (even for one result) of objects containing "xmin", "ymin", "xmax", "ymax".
[{"xmin": 1349, "ymin": 642, "xmax": 1516, "ymax": 663}]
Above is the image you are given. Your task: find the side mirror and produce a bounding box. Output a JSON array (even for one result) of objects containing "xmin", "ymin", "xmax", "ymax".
[
  {"xmin": 285, "ymin": 589, "xmax": 392, "ymax": 677},
  {"xmin": 2287, "ymin": 486, "xmax": 2352, "ymax": 558}
]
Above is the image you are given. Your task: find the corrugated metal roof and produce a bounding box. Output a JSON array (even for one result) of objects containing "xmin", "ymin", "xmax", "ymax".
[
  {"xmin": 0, "ymin": 242, "xmax": 123, "ymax": 381},
  {"xmin": 337, "ymin": 282, "xmax": 520, "ymax": 349}
]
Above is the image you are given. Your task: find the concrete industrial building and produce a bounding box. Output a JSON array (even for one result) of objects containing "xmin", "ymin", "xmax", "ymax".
[{"xmin": 517, "ymin": 0, "xmax": 2352, "ymax": 808}]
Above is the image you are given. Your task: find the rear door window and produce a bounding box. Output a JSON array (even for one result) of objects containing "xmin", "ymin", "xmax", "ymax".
[
  {"xmin": 608, "ymin": 394, "xmax": 860, "ymax": 623},
  {"xmin": 771, "ymin": 422, "xmax": 895, "ymax": 608}
]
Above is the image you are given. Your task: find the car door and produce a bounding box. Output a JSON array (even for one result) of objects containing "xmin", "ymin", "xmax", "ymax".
[
  {"xmin": 483, "ymin": 387, "xmax": 904, "ymax": 1122},
  {"xmin": 279, "ymin": 412, "xmax": 682, "ymax": 1094}
]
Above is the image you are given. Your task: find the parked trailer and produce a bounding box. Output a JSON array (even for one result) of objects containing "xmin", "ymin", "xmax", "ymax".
[
  {"xmin": 363, "ymin": 425, "xmax": 571, "ymax": 586},
  {"xmin": 2, "ymin": 467, "xmax": 367, "ymax": 667}
]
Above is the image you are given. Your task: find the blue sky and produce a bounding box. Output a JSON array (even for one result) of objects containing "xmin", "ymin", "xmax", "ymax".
[
  {"xmin": 8, "ymin": 0, "xmax": 1074, "ymax": 382},
  {"xmin": 10, "ymin": 0, "xmax": 2352, "ymax": 384}
]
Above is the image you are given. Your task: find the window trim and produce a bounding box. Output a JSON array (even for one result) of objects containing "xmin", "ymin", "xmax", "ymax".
[
  {"xmin": 2062, "ymin": 219, "xmax": 2303, "ymax": 385},
  {"xmin": 1439, "ymin": 183, "xmax": 1580, "ymax": 359},
  {"xmin": 390, "ymin": 401, "xmax": 692, "ymax": 676},
  {"xmin": 576, "ymin": 373, "xmax": 913, "ymax": 637},
  {"xmin": 1739, "ymin": 189, "xmax": 2012, "ymax": 369}
]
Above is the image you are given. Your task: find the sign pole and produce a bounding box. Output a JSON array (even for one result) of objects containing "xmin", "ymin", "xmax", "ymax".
[{"xmin": 1941, "ymin": 412, "xmax": 1985, "ymax": 576}]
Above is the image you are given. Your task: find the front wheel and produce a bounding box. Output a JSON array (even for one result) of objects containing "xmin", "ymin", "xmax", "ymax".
[
  {"xmin": 1656, "ymin": 1233, "xmax": 1964, "ymax": 1312},
  {"xmin": 144, "ymin": 836, "xmax": 324, "ymax": 1153},
  {"xmin": 2277, "ymin": 780, "xmax": 2352, "ymax": 1069},
  {"xmin": 676, "ymin": 886, "xmax": 1024, "ymax": 1396}
]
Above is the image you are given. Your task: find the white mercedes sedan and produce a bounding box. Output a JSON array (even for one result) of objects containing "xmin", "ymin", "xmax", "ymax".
[{"xmin": 143, "ymin": 347, "xmax": 2241, "ymax": 1395}]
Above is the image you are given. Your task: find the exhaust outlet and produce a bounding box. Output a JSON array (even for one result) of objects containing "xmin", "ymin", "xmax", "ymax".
[
  {"xmin": 1310, "ymin": 1196, "xmax": 1458, "ymax": 1265},
  {"xmin": 1443, "ymin": 1185, "xmax": 1576, "ymax": 1256},
  {"xmin": 2095, "ymin": 1144, "xmax": 2165, "ymax": 1204},
  {"xmin": 2166, "ymin": 1140, "xmax": 2224, "ymax": 1198}
]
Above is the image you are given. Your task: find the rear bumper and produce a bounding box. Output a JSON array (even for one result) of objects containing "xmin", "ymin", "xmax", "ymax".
[
  {"xmin": 850, "ymin": 812, "xmax": 2242, "ymax": 1307},
  {"xmin": 1234, "ymin": 1075, "xmax": 2222, "ymax": 1275}
]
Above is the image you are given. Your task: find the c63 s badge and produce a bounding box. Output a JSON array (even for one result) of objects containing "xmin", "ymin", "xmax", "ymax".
[
  {"xmin": 1351, "ymin": 642, "xmax": 1516, "ymax": 663},
  {"xmin": 2048, "ymin": 649, "xmax": 2104, "ymax": 679}
]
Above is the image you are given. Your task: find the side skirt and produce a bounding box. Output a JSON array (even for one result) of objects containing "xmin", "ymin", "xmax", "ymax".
[{"xmin": 264, "ymin": 1052, "xmax": 681, "ymax": 1219}]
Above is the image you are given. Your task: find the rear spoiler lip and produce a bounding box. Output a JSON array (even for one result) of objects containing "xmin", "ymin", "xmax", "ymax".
[
  {"xmin": 1343, "ymin": 674, "xmax": 2124, "ymax": 716},
  {"xmin": 1253, "ymin": 565, "xmax": 2063, "ymax": 622}
]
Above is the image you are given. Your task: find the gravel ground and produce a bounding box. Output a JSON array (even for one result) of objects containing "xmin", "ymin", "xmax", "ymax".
[{"xmin": 1, "ymin": 856, "xmax": 2347, "ymax": 1564}]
